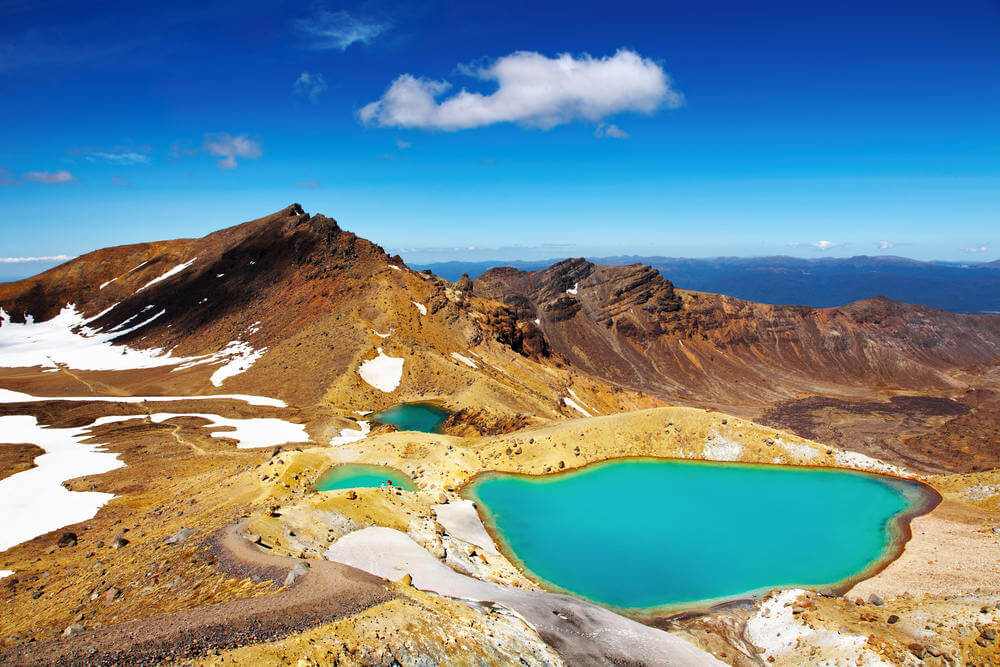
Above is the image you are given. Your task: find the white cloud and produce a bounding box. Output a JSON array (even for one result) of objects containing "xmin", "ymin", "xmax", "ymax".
[
  {"xmin": 293, "ymin": 9, "xmax": 386, "ymax": 51},
  {"xmin": 594, "ymin": 122, "xmax": 629, "ymax": 139},
  {"xmin": 22, "ymin": 170, "xmax": 76, "ymax": 184},
  {"xmin": 0, "ymin": 255, "xmax": 72, "ymax": 263},
  {"xmin": 203, "ymin": 133, "xmax": 262, "ymax": 170},
  {"xmin": 965, "ymin": 244, "xmax": 989, "ymax": 253},
  {"xmin": 809, "ymin": 240, "xmax": 841, "ymax": 251},
  {"xmin": 876, "ymin": 240, "xmax": 895, "ymax": 250},
  {"xmin": 0, "ymin": 167, "xmax": 21, "ymax": 186},
  {"xmin": 359, "ymin": 48, "xmax": 682, "ymax": 131},
  {"xmin": 85, "ymin": 151, "xmax": 150, "ymax": 165},
  {"xmin": 294, "ymin": 72, "xmax": 328, "ymax": 102}
]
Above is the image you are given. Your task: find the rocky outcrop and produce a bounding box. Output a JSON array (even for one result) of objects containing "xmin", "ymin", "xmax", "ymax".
[{"xmin": 476, "ymin": 259, "xmax": 1000, "ymax": 413}]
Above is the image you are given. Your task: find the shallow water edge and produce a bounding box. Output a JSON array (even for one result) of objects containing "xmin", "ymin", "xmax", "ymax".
[{"xmin": 462, "ymin": 456, "xmax": 941, "ymax": 618}]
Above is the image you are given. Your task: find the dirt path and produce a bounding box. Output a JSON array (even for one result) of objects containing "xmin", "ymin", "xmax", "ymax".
[
  {"xmin": 166, "ymin": 421, "xmax": 207, "ymax": 456},
  {"xmin": 0, "ymin": 524, "xmax": 396, "ymax": 665},
  {"xmin": 52, "ymin": 364, "xmax": 128, "ymax": 398}
]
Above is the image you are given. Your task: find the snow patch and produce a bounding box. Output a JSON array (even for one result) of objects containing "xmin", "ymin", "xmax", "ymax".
[
  {"xmin": 0, "ymin": 570, "xmax": 12, "ymax": 579},
  {"xmin": 388, "ymin": 264, "xmax": 401, "ymax": 271},
  {"xmin": 207, "ymin": 341, "xmax": 267, "ymax": 387},
  {"xmin": 359, "ymin": 348, "xmax": 404, "ymax": 392},
  {"xmin": 331, "ymin": 420, "xmax": 371, "ymax": 446},
  {"xmin": 566, "ymin": 282, "xmax": 578, "ymax": 295},
  {"xmin": 108, "ymin": 413, "xmax": 308, "ymax": 449},
  {"xmin": 562, "ymin": 396, "xmax": 592, "ymax": 417},
  {"xmin": 372, "ymin": 329, "xmax": 391, "ymax": 338},
  {"xmin": 412, "ymin": 301, "xmax": 427, "ymax": 315},
  {"xmin": 0, "ymin": 388, "xmax": 286, "ymax": 407},
  {"xmin": 450, "ymin": 352, "xmax": 477, "ymax": 368},
  {"xmin": 567, "ymin": 389, "xmax": 596, "ymax": 415},
  {"xmin": 433, "ymin": 500, "xmax": 498, "ymax": 555},
  {"xmin": 136, "ymin": 258, "xmax": 197, "ymax": 292},
  {"xmin": 0, "ymin": 415, "xmax": 125, "ymax": 552},
  {"xmin": 0, "ymin": 304, "xmax": 200, "ymax": 371}
]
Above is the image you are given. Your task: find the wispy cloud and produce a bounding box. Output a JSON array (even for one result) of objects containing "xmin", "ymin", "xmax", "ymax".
[
  {"xmin": 876, "ymin": 240, "xmax": 895, "ymax": 250},
  {"xmin": 359, "ymin": 48, "xmax": 682, "ymax": 131},
  {"xmin": 86, "ymin": 151, "xmax": 150, "ymax": 164},
  {"xmin": 294, "ymin": 72, "xmax": 328, "ymax": 102},
  {"xmin": 788, "ymin": 240, "xmax": 845, "ymax": 251},
  {"xmin": 395, "ymin": 139, "xmax": 412, "ymax": 150},
  {"xmin": 203, "ymin": 133, "xmax": 262, "ymax": 170},
  {"xmin": 0, "ymin": 167, "xmax": 22, "ymax": 186},
  {"xmin": 0, "ymin": 254, "xmax": 73, "ymax": 263},
  {"xmin": 111, "ymin": 176, "xmax": 132, "ymax": 187},
  {"xmin": 293, "ymin": 181, "xmax": 320, "ymax": 188},
  {"xmin": 594, "ymin": 122, "xmax": 629, "ymax": 139},
  {"xmin": 964, "ymin": 244, "xmax": 989, "ymax": 253},
  {"xmin": 22, "ymin": 170, "xmax": 76, "ymax": 184},
  {"xmin": 292, "ymin": 9, "xmax": 387, "ymax": 51}
]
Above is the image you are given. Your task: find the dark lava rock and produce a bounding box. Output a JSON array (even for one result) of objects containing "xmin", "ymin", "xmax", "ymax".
[
  {"xmin": 56, "ymin": 532, "xmax": 77, "ymax": 548},
  {"xmin": 887, "ymin": 614, "xmax": 900, "ymax": 624},
  {"xmin": 868, "ymin": 593, "xmax": 884, "ymax": 606}
]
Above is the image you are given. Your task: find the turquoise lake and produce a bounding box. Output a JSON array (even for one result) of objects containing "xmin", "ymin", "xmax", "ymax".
[
  {"xmin": 370, "ymin": 402, "xmax": 450, "ymax": 433},
  {"xmin": 315, "ymin": 464, "xmax": 416, "ymax": 492},
  {"xmin": 467, "ymin": 458, "xmax": 930, "ymax": 611}
]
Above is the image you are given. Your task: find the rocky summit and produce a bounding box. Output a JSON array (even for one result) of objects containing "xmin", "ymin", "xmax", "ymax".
[{"xmin": 0, "ymin": 207, "xmax": 998, "ymax": 666}]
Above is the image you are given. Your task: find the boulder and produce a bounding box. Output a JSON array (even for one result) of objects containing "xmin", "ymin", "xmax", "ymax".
[{"xmin": 164, "ymin": 528, "xmax": 196, "ymax": 545}]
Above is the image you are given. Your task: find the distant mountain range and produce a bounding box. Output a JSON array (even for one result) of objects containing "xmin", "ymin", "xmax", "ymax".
[{"xmin": 415, "ymin": 255, "xmax": 1000, "ymax": 313}]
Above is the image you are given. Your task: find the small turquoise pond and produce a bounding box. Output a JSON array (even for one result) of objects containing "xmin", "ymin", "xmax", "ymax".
[
  {"xmin": 371, "ymin": 402, "xmax": 450, "ymax": 433},
  {"xmin": 466, "ymin": 458, "xmax": 934, "ymax": 612},
  {"xmin": 315, "ymin": 464, "xmax": 416, "ymax": 492}
]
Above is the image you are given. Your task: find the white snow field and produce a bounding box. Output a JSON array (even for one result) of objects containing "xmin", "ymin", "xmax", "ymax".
[
  {"xmin": 0, "ymin": 415, "xmax": 125, "ymax": 552},
  {"xmin": 330, "ymin": 420, "xmax": 371, "ymax": 445},
  {"xmin": 0, "ymin": 388, "xmax": 286, "ymax": 408},
  {"xmin": 0, "ymin": 304, "xmax": 268, "ymax": 386},
  {"xmin": 358, "ymin": 348, "xmax": 404, "ymax": 392},
  {"xmin": 100, "ymin": 413, "xmax": 309, "ymax": 449}
]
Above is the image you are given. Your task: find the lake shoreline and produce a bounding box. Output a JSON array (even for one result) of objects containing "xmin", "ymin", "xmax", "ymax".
[{"xmin": 461, "ymin": 455, "xmax": 942, "ymax": 619}]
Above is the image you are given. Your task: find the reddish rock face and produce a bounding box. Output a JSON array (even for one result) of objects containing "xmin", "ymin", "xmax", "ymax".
[
  {"xmin": 477, "ymin": 257, "xmax": 1000, "ymax": 472},
  {"xmin": 477, "ymin": 258, "xmax": 1000, "ymax": 410}
]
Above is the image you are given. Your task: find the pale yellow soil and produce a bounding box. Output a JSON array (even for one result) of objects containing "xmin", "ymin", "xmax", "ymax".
[{"xmin": 849, "ymin": 500, "xmax": 1000, "ymax": 601}]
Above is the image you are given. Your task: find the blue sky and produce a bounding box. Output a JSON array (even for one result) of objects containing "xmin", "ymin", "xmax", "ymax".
[{"xmin": 1, "ymin": 0, "xmax": 998, "ymax": 274}]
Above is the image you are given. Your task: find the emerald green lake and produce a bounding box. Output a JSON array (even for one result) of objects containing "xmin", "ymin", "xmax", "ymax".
[
  {"xmin": 315, "ymin": 464, "xmax": 416, "ymax": 492},
  {"xmin": 466, "ymin": 459, "xmax": 932, "ymax": 611},
  {"xmin": 371, "ymin": 402, "xmax": 450, "ymax": 433}
]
